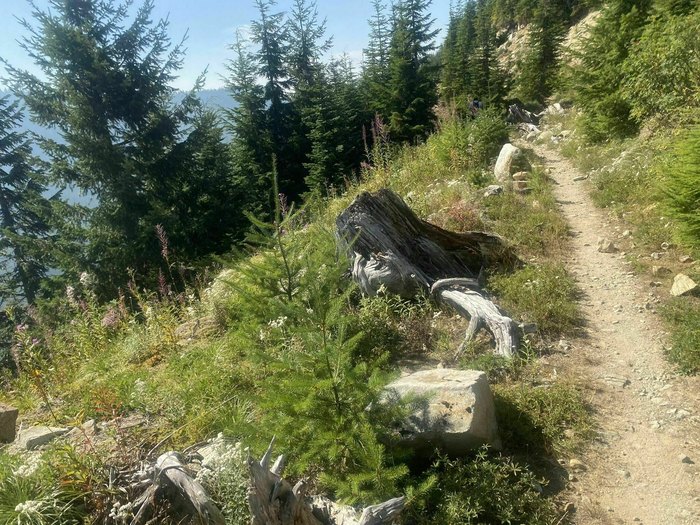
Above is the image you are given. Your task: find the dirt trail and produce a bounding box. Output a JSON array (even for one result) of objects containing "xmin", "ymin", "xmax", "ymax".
[{"xmin": 528, "ymin": 142, "xmax": 700, "ymax": 525}]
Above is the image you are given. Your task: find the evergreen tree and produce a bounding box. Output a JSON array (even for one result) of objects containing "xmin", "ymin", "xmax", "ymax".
[
  {"xmin": 441, "ymin": 1, "xmax": 477, "ymax": 111},
  {"xmin": 251, "ymin": 0, "xmax": 299, "ymax": 196},
  {"xmin": 516, "ymin": 0, "xmax": 566, "ymax": 104},
  {"xmin": 0, "ymin": 97, "xmax": 53, "ymax": 305},
  {"xmin": 304, "ymin": 57, "xmax": 364, "ymax": 193},
  {"xmin": 286, "ymin": 0, "xmax": 332, "ymax": 198},
  {"xmin": 469, "ymin": 0, "xmax": 508, "ymax": 108},
  {"xmin": 571, "ymin": 0, "xmax": 652, "ymax": 141},
  {"xmin": 225, "ymin": 31, "xmax": 273, "ymax": 218},
  {"xmin": 4, "ymin": 0, "xmax": 243, "ymax": 296},
  {"xmin": 362, "ymin": 0, "xmax": 393, "ymax": 118},
  {"xmin": 387, "ymin": 0, "xmax": 440, "ymax": 143}
]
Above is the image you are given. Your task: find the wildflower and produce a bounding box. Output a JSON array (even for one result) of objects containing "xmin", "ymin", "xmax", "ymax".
[
  {"xmin": 101, "ymin": 307, "xmax": 121, "ymax": 329},
  {"xmin": 79, "ymin": 271, "xmax": 94, "ymax": 288},
  {"xmin": 14, "ymin": 499, "xmax": 43, "ymax": 516},
  {"xmin": 66, "ymin": 285, "xmax": 79, "ymax": 308},
  {"xmin": 155, "ymin": 224, "xmax": 169, "ymax": 261},
  {"xmin": 268, "ymin": 316, "xmax": 287, "ymax": 329}
]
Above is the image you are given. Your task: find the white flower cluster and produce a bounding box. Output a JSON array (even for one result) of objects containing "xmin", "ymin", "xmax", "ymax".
[
  {"xmin": 268, "ymin": 316, "xmax": 287, "ymax": 329},
  {"xmin": 12, "ymin": 455, "xmax": 41, "ymax": 478},
  {"xmin": 14, "ymin": 499, "xmax": 44, "ymax": 517},
  {"xmin": 108, "ymin": 500, "xmax": 134, "ymax": 524},
  {"xmin": 195, "ymin": 434, "xmax": 250, "ymax": 525},
  {"xmin": 195, "ymin": 433, "xmax": 244, "ymax": 479}
]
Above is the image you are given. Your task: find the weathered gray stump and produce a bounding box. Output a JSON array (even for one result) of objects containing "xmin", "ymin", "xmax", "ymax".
[{"xmin": 336, "ymin": 189, "xmax": 519, "ymax": 357}]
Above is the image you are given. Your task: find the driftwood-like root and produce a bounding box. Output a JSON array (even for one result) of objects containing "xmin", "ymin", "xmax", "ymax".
[
  {"xmin": 338, "ymin": 190, "xmax": 519, "ymax": 358},
  {"xmin": 130, "ymin": 452, "xmax": 225, "ymax": 525}
]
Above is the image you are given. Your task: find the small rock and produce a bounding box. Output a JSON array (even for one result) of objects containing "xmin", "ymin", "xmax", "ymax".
[
  {"xmin": 651, "ymin": 252, "xmax": 663, "ymax": 260},
  {"xmin": 680, "ymin": 455, "xmax": 694, "ymax": 464},
  {"xmin": 17, "ymin": 426, "xmax": 69, "ymax": 450},
  {"xmin": 597, "ymin": 238, "xmax": 618, "ymax": 253},
  {"xmin": 651, "ymin": 266, "xmax": 671, "ymax": 276},
  {"xmin": 670, "ymin": 274, "xmax": 697, "ymax": 297},
  {"xmin": 568, "ymin": 472, "xmax": 577, "ymax": 482},
  {"xmin": 622, "ymin": 230, "xmax": 631, "ymax": 238},
  {"xmin": 569, "ymin": 458, "xmax": 587, "ymax": 471},
  {"xmin": 511, "ymin": 171, "xmax": 529, "ymax": 181},
  {"xmin": 483, "ymin": 184, "xmax": 503, "ymax": 197},
  {"xmin": 0, "ymin": 404, "xmax": 19, "ymax": 443},
  {"xmin": 679, "ymin": 255, "xmax": 693, "ymax": 263}
]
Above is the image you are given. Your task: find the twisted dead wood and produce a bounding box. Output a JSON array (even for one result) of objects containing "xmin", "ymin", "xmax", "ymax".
[{"xmin": 336, "ymin": 189, "xmax": 519, "ymax": 357}]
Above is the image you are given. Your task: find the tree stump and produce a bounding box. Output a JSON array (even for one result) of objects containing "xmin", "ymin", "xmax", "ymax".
[{"xmin": 336, "ymin": 189, "xmax": 519, "ymax": 357}]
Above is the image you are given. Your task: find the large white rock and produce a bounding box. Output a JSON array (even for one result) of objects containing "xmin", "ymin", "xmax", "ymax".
[
  {"xmin": 17, "ymin": 425, "xmax": 69, "ymax": 450},
  {"xmin": 671, "ymin": 274, "xmax": 697, "ymax": 297},
  {"xmin": 385, "ymin": 369, "xmax": 500, "ymax": 455},
  {"xmin": 0, "ymin": 404, "xmax": 18, "ymax": 443},
  {"xmin": 494, "ymin": 144, "xmax": 522, "ymax": 182}
]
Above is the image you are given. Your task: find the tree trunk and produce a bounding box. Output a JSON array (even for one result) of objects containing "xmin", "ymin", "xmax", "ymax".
[{"xmin": 336, "ymin": 189, "xmax": 519, "ymax": 357}]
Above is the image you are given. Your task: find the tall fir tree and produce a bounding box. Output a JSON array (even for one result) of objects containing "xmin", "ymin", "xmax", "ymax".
[
  {"xmin": 304, "ymin": 57, "xmax": 364, "ymax": 193},
  {"xmin": 516, "ymin": 0, "xmax": 567, "ymax": 104},
  {"xmin": 572, "ymin": 0, "xmax": 652, "ymax": 141},
  {"xmin": 468, "ymin": 0, "xmax": 508, "ymax": 108},
  {"xmin": 362, "ymin": 0, "xmax": 393, "ymax": 118},
  {"xmin": 251, "ymin": 0, "xmax": 300, "ymax": 197},
  {"xmin": 0, "ymin": 97, "xmax": 53, "ymax": 306},
  {"xmin": 4, "ymin": 0, "xmax": 245, "ymax": 297},
  {"xmin": 387, "ymin": 0, "xmax": 440, "ymax": 143},
  {"xmin": 441, "ymin": 1, "xmax": 478, "ymax": 111}
]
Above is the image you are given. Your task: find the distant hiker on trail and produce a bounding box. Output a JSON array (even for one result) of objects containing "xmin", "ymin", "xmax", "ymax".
[{"xmin": 469, "ymin": 99, "xmax": 482, "ymax": 118}]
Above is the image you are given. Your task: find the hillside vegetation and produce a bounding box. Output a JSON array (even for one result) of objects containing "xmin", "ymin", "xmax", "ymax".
[{"xmin": 1, "ymin": 0, "xmax": 699, "ymax": 523}]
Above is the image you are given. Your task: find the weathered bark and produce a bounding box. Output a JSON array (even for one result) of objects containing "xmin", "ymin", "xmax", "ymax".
[
  {"xmin": 130, "ymin": 438, "xmax": 405, "ymax": 525},
  {"xmin": 337, "ymin": 189, "xmax": 519, "ymax": 357},
  {"xmin": 130, "ymin": 452, "xmax": 225, "ymax": 525},
  {"xmin": 248, "ymin": 438, "xmax": 405, "ymax": 525}
]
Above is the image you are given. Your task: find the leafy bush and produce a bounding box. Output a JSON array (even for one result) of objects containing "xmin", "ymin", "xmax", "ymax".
[
  {"xmin": 489, "ymin": 264, "xmax": 581, "ymax": 338},
  {"xmin": 404, "ymin": 448, "xmax": 558, "ymax": 524}
]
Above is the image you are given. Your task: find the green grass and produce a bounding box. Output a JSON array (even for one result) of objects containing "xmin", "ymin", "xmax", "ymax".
[
  {"xmin": 488, "ymin": 264, "xmax": 582, "ymax": 338},
  {"xmin": 482, "ymin": 166, "xmax": 570, "ymax": 259},
  {"xmin": 494, "ymin": 381, "xmax": 593, "ymax": 456},
  {"xmin": 662, "ymin": 298, "xmax": 700, "ymax": 374}
]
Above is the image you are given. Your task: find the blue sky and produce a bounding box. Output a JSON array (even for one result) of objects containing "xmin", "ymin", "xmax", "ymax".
[{"xmin": 0, "ymin": 0, "xmax": 453, "ymax": 90}]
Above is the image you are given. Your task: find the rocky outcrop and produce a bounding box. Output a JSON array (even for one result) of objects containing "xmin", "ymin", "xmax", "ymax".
[
  {"xmin": 671, "ymin": 274, "xmax": 697, "ymax": 297},
  {"xmin": 385, "ymin": 368, "xmax": 500, "ymax": 455},
  {"xmin": 0, "ymin": 404, "xmax": 18, "ymax": 443},
  {"xmin": 16, "ymin": 425, "xmax": 69, "ymax": 450}
]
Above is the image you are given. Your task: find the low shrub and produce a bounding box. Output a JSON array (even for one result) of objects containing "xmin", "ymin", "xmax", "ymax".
[{"xmin": 404, "ymin": 448, "xmax": 558, "ymax": 524}]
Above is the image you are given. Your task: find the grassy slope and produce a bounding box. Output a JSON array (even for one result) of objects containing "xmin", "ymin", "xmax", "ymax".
[{"xmin": 0, "ymin": 111, "xmax": 591, "ymax": 524}]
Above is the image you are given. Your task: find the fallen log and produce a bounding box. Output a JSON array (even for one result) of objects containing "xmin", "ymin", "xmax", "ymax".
[{"xmin": 336, "ymin": 189, "xmax": 519, "ymax": 357}]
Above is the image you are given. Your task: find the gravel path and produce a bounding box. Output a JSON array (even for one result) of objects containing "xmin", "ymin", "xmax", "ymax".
[{"xmin": 529, "ymin": 141, "xmax": 700, "ymax": 525}]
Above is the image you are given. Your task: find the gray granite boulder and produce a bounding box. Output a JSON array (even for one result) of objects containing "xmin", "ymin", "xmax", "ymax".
[{"xmin": 385, "ymin": 368, "xmax": 500, "ymax": 455}]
